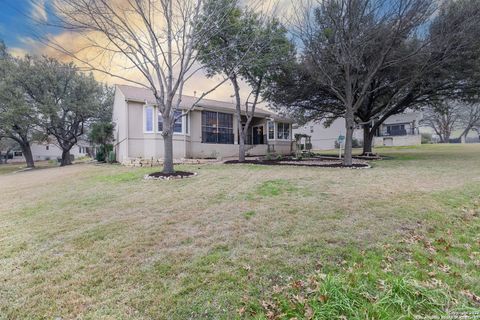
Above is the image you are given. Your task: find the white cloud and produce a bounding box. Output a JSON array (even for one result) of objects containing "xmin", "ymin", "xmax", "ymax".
[
  {"xmin": 31, "ymin": 0, "xmax": 48, "ymax": 23},
  {"xmin": 8, "ymin": 47, "xmax": 28, "ymax": 57}
]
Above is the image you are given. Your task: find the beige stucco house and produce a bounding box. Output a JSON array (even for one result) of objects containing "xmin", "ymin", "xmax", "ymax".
[{"xmin": 113, "ymin": 85, "xmax": 293, "ymax": 162}]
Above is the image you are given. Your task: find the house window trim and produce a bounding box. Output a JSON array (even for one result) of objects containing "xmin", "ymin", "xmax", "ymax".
[
  {"xmin": 276, "ymin": 122, "xmax": 291, "ymax": 141},
  {"xmin": 143, "ymin": 105, "xmax": 155, "ymax": 134},
  {"xmin": 201, "ymin": 110, "xmax": 234, "ymax": 144},
  {"xmin": 267, "ymin": 121, "xmax": 275, "ymax": 141}
]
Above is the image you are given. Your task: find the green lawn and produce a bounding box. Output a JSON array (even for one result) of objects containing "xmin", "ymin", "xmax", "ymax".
[
  {"xmin": 0, "ymin": 144, "xmax": 479, "ymax": 319},
  {"xmin": 0, "ymin": 162, "xmax": 30, "ymax": 175},
  {"xmin": 0, "ymin": 161, "xmax": 58, "ymax": 175}
]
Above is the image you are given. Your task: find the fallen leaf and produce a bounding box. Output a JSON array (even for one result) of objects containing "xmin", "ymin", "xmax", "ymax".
[
  {"xmin": 462, "ymin": 290, "xmax": 480, "ymax": 304},
  {"xmin": 304, "ymin": 304, "xmax": 314, "ymax": 319},
  {"xmin": 293, "ymin": 294, "xmax": 306, "ymax": 304},
  {"xmin": 237, "ymin": 307, "xmax": 246, "ymax": 316},
  {"xmin": 291, "ymin": 280, "xmax": 304, "ymax": 289}
]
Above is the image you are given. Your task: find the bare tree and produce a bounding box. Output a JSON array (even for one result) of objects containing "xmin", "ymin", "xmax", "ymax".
[
  {"xmin": 289, "ymin": 0, "xmax": 435, "ymax": 165},
  {"xmin": 421, "ymin": 101, "xmax": 463, "ymax": 143},
  {"xmin": 42, "ymin": 0, "xmax": 249, "ymax": 173},
  {"xmin": 459, "ymin": 103, "xmax": 480, "ymax": 142}
]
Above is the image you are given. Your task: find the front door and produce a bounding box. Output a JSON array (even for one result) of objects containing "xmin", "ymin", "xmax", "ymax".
[{"xmin": 252, "ymin": 125, "xmax": 264, "ymax": 145}]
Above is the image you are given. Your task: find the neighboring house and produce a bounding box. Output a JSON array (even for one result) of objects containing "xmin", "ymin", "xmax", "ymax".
[
  {"xmin": 30, "ymin": 141, "xmax": 91, "ymax": 161},
  {"xmin": 294, "ymin": 112, "xmax": 422, "ymax": 150},
  {"xmin": 5, "ymin": 148, "xmax": 25, "ymax": 163},
  {"xmin": 372, "ymin": 112, "xmax": 422, "ymax": 147},
  {"xmin": 7, "ymin": 141, "xmax": 91, "ymax": 163},
  {"xmin": 113, "ymin": 84, "xmax": 293, "ymax": 162}
]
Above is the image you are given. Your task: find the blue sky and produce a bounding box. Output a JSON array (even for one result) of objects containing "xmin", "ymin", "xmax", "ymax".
[
  {"xmin": 0, "ymin": 1, "xmax": 36, "ymax": 49},
  {"xmin": 0, "ymin": 0, "xmax": 61, "ymax": 54}
]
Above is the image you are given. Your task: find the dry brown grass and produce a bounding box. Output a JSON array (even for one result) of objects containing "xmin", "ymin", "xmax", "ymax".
[{"xmin": 0, "ymin": 144, "xmax": 479, "ymax": 319}]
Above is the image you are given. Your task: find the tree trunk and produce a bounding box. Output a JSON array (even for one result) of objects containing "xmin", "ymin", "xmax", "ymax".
[
  {"xmin": 460, "ymin": 127, "xmax": 471, "ymax": 143},
  {"xmin": 362, "ymin": 124, "xmax": 375, "ymax": 155},
  {"xmin": 163, "ymin": 132, "xmax": 175, "ymax": 174},
  {"xmin": 60, "ymin": 150, "xmax": 72, "ymax": 166},
  {"xmin": 230, "ymin": 75, "xmax": 246, "ymax": 163},
  {"xmin": 20, "ymin": 143, "xmax": 35, "ymax": 168},
  {"xmin": 239, "ymin": 128, "xmax": 246, "ymax": 163},
  {"xmin": 343, "ymin": 113, "xmax": 354, "ymax": 166},
  {"xmin": 442, "ymin": 133, "xmax": 451, "ymax": 143}
]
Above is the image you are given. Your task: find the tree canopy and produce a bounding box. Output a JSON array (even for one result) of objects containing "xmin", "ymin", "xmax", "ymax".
[
  {"xmin": 265, "ymin": 0, "xmax": 480, "ymax": 160},
  {"xmin": 14, "ymin": 56, "xmax": 109, "ymax": 166},
  {"xmin": 196, "ymin": 0, "xmax": 294, "ymax": 161}
]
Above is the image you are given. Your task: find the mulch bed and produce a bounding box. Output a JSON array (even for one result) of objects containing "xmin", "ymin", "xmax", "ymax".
[
  {"xmin": 145, "ymin": 171, "xmax": 197, "ymax": 180},
  {"xmin": 224, "ymin": 158, "xmax": 370, "ymax": 169},
  {"xmin": 317, "ymin": 154, "xmax": 383, "ymax": 161}
]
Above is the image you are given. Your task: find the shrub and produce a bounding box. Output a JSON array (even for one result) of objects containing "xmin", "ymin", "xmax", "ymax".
[
  {"xmin": 335, "ymin": 139, "xmax": 362, "ymax": 149},
  {"xmin": 96, "ymin": 144, "xmax": 113, "ymax": 162},
  {"xmin": 265, "ymin": 152, "xmax": 276, "ymax": 161},
  {"xmin": 107, "ymin": 150, "xmax": 116, "ymax": 163},
  {"xmin": 421, "ymin": 133, "xmax": 432, "ymax": 144},
  {"xmin": 352, "ymin": 138, "xmax": 362, "ymax": 148}
]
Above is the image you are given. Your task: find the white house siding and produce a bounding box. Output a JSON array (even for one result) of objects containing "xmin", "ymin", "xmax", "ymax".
[
  {"xmin": 373, "ymin": 135, "xmax": 421, "ymax": 147},
  {"xmin": 294, "ymin": 113, "xmax": 422, "ymax": 150},
  {"xmin": 8, "ymin": 142, "xmax": 89, "ymax": 163},
  {"xmin": 30, "ymin": 143, "xmax": 64, "ymax": 161},
  {"xmin": 294, "ymin": 119, "xmax": 352, "ymax": 150}
]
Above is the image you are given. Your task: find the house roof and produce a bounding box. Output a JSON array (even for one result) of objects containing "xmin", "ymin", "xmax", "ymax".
[
  {"xmin": 116, "ymin": 84, "xmax": 292, "ymax": 122},
  {"xmin": 383, "ymin": 112, "xmax": 423, "ymax": 125}
]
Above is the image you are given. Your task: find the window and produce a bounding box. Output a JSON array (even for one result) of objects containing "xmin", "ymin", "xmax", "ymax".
[
  {"xmin": 173, "ymin": 111, "xmax": 182, "ymax": 133},
  {"xmin": 277, "ymin": 123, "xmax": 290, "ymax": 140},
  {"xmin": 386, "ymin": 124, "xmax": 406, "ymax": 136},
  {"xmin": 268, "ymin": 121, "xmax": 275, "ymax": 140},
  {"xmin": 14, "ymin": 151, "xmax": 22, "ymax": 157},
  {"xmin": 144, "ymin": 106, "xmax": 154, "ymax": 133},
  {"xmin": 158, "ymin": 110, "xmax": 183, "ymax": 133},
  {"xmin": 202, "ymin": 111, "xmax": 234, "ymax": 144},
  {"xmin": 46, "ymin": 145, "xmax": 49, "ymax": 150}
]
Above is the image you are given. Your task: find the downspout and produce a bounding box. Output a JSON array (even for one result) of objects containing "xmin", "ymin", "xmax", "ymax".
[
  {"xmin": 184, "ymin": 110, "xmax": 189, "ymax": 159},
  {"xmin": 125, "ymin": 99, "xmax": 129, "ymax": 161},
  {"xmin": 290, "ymin": 122, "xmax": 293, "ymax": 154}
]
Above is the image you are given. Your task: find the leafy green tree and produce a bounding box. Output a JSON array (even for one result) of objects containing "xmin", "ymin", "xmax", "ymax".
[
  {"xmin": 0, "ymin": 137, "xmax": 19, "ymax": 164},
  {"xmin": 16, "ymin": 56, "xmax": 105, "ymax": 166},
  {"xmin": 89, "ymin": 122, "xmax": 114, "ymax": 162},
  {"xmin": 0, "ymin": 42, "xmax": 39, "ymax": 168},
  {"xmin": 196, "ymin": 0, "xmax": 294, "ymax": 162}
]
